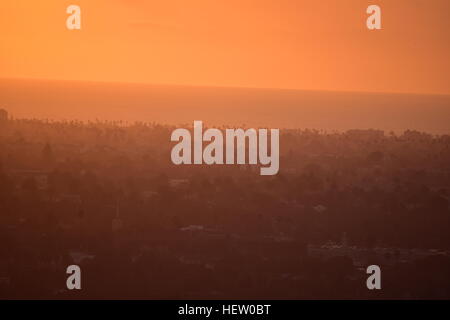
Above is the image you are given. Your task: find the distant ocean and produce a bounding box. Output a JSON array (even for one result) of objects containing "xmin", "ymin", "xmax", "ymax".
[{"xmin": 1, "ymin": 78, "xmax": 450, "ymax": 134}]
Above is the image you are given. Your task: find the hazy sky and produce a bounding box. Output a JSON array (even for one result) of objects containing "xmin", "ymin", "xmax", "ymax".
[{"xmin": 1, "ymin": 0, "xmax": 449, "ymax": 94}]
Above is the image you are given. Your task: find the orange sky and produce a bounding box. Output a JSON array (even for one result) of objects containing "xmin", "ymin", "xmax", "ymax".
[{"xmin": 1, "ymin": 0, "xmax": 449, "ymax": 94}]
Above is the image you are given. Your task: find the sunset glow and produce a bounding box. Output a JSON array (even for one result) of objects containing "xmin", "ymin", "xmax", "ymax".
[{"xmin": 1, "ymin": 0, "xmax": 449, "ymax": 94}]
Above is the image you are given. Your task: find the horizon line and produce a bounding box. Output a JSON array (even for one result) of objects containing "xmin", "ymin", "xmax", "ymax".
[{"xmin": 2, "ymin": 76, "xmax": 450, "ymax": 98}]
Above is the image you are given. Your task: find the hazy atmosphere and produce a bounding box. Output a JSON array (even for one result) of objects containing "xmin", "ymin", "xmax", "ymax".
[{"xmin": 2, "ymin": 78, "xmax": 450, "ymax": 134}]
